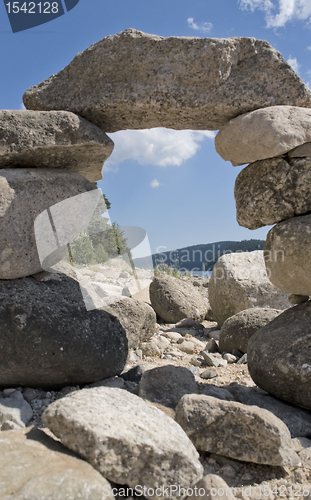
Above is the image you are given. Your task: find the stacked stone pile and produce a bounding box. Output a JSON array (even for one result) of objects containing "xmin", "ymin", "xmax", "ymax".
[
  {"xmin": 214, "ymin": 105, "xmax": 311, "ymax": 410},
  {"xmin": 1, "ymin": 28, "xmax": 311, "ymax": 498},
  {"xmin": 0, "ymin": 109, "xmax": 133, "ymax": 387}
]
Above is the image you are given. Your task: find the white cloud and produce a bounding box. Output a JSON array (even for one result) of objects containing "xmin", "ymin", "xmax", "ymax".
[
  {"xmin": 239, "ymin": 0, "xmax": 311, "ymax": 28},
  {"xmin": 20, "ymin": 103, "xmax": 26, "ymax": 110},
  {"xmin": 287, "ymin": 56, "xmax": 300, "ymax": 73},
  {"xmin": 105, "ymin": 128, "xmax": 215, "ymax": 168},
  {"xmin": 150, "ymin": 179, "xmax": 161, "ymax": 188},
  {"xmin": 308, "ymin": 46, "xmax": 311, "ymax": 51},
  {"xmin": 187, "ymin": 17, "xmax": 213, "ymax": 34}
]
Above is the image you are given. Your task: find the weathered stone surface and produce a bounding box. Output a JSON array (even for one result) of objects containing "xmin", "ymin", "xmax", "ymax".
[
  {"xmin": 104, "ymin": 298, "xmax": 156, "ymax": 350},
  {"xmin": 215, "ymin": 106, "xmax": 311, "ymax": 166},
  {"xmin": 0, "ymin": 110, "xmax": 113, "ymax": 182},
  {"xmin": 0, "ymin": 428, "xmax": 114, "ymax": 500},
  {"xmin": 0, "ymin": 168, "xmax": 99, "ymax": 279},
  {"xmin": 265, "ymin": 215, "xmax": 311, "ymax": 295},
  {"xmin": 42, "ymin": 387, "xmax": 203, "ymax": 500},
  {"xmin": 0, "ymin": 398, "xmax": 33, "ymax": 430},
  {"xmin": 175, "ymin": 394, "xmax": 300, "ymax": 467},
  {"xmin": 139, "ymin": 365, "xmax": 198, "ymax": 409},
  {"xmin": 248, "ymin": 302, "xmax": 311, "ymax": 411},
  {"xmin": 235, "ymin": 157, "xmax": 311, "ymax": 229},
  {"xmin": 289, "ymin": 141, "xmax": 311, "ymax": 158},
  {"xmin": 227, "ymin": 383, "xmax": 311, "ymax": 438},
  {"xmin": 186, "ymin": 475, "xmax": 235, "ymax": 500},
  {"xmin": 150, "ymin": 275, "xmax": 208, "ymax": 324},
  {"xmin": 23, "ymin": 29, "xmax": 311, "ymax": 132},
  {"xmin": 208, "ymin": 251, "xmax": 290, "ymax": 326},
  {"xmin": 219, "ymin": 307, "xmax": 281, "ymax": 354},
  {"xmin": 0, "ymin": 274, "xmax": 128, "ymax": 387}
]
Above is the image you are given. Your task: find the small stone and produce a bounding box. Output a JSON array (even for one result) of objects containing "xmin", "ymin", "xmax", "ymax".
[
  {"xmin": 205, "ymin": 338, "xmax": 219, "ymax": 353},
  {"xmin": 120, "ymin": 365, "xmax": 145, "ymax": 384},
  {"xmin": 200, "ymin": 370, "xmax": 218, "ymax": 380},
  {"xmin": 161, "ymin": 331, "xmax": 183, "ymax": 343},
  {"xmin": 237, "ymin": 354, "xmax": 247, "ymax": 365},
  {"xmin": 190, "ymin": 357, "xmax": 203, "ymax": 367},
  {"xmin": 241, "ymin": 472, "xmax": 254, "ymax": 482},
  {"xmin": 217, "ymin": 358, "xmax": 228, "ymax": 368},
  {"xmin": 140, "ymin": 339, "xmax": 161, "ymax": 357},
  {"xmin": 209, "ymin": 330, "xmax": 220, "ymax": 340},
  {"xmin": 176, "ymin": 318, "xmax": 196, "ymax": 328},
  {"xmin": 87, "ymin": 377, "xmax": 126, "ymax": 389},
  {"xmin": 223, "ymin": 353, "xmax": 237, "ymax": 364},
  {"xmin": 219, "ymin": 464, "xmax": 236, "ymax": 478},
  {"xmin": 2, "ymin": 389, "xmax": 17, "ymax": 398},
  {"xmin": 178, "ymin": 341, "xmax": 196, "ymax": 354},
  {"xmin": 202, "ymin": 352, "xmax": 220, "ymax": 367},
  {"xmin": 0, "ymin": 397, "xmax": 33, "ymax": 430},
  {"xmin": 200, "ymin": 385, "xmax": 235, "ymax": 401},
  {"xmin": 188, "ymin": 366, "xmax": 200, "ymax": 376},
  {"xmin": 157, "ymin": 335, "xmax": 171, "ymax": 352}
]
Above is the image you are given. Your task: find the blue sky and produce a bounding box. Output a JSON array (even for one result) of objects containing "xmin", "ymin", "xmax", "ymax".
[{"xmin": 1, "ymin": 0, "xmax": 311, "ymax": 255}]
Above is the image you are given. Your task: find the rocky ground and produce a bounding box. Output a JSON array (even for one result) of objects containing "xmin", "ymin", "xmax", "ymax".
[{"xmin": 3, "ymin": 317, "xmax": 309, "ymax": 499}]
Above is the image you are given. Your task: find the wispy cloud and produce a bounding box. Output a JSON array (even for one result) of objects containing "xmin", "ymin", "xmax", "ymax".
[
  {"xmin": 308, "ymin": 46, "xmax": 311, "ymax": 51},
  {"xmin": 239, "ymin": 0, "xmax": 311, "ymax": 28},
  {"xmin": 105, "ymin": 128, "xmax": 215, "ymax": 169},
  {"xmin": 187, "ymin": 17, "xmax": 213, "ymax": 34},
  {"xmin": 287, "ymin": 56, "xmax": 300, "ymax": 73},
  {"xmin": 150, "ymin": 179, "xmax": 161, "ymax": 188}
]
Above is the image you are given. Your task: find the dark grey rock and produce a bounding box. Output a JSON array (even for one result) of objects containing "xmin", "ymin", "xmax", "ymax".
[
  {"xmin": 0, "ymin": 110, "xmax": 113, "ymax": 182},
  {"xmin": 235, "ymin": 157, "xmax": 311, "ymax": 230},
  {"xmin": 139, "ymin": 365, "xmax": 198, "ymax": 409},
  {"xmin": 0, "ymin": 274, "xmax": 128, "ymax": 387},
  {"xmin": 120, "ymin": 365, "xmax": 145, "ymax": 384},
  {"xmin": 227, "ymin": 383, "xmax": 311, "ymax": 438},
  {"xmin": 219, "ymin": 307, "xmax": 281, "ymax": 354},
  {"xmin": 23, "ymin": 29, "xmax": 311, "ymax": 132},
  {"xmin": 248, "ymin": 301, "xmax": 311, "ymax": 410}
]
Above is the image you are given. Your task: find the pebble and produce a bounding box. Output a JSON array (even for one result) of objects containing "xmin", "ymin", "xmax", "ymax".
[
  {"xmin": 202, "ymin": 351, "xmax": 220, "ymax": 367},
  {"xmin": 209, "ymin": 330, "xmax": 220, "ymax": 340},
  {"xmin": 237, "ymin": 353, "xmax": 248, "ymax": 365},
  {"xmin": 224, "ymin": 353, "xmax": 238, "ymax": 363},
  {"xmin": 200, "ymin": 369, "xmax": 218, "ymax": 379},
  {"xmin": 178, "ymin": 341, "xmax": 196, "ymax": 354}
]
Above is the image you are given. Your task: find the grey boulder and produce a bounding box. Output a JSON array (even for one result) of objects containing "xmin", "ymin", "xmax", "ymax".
[
  {"xmin": 208, "ymin": 251, "xmax": 290, "ymax": 326},
  {"xmin": 0, "ymin": 274, "xmax": 128, "ymax": 387},
  {"xmin": 139, "ymin": 365, "xmax": 198, "ymax": 409},
  {"xmin": 150, "ymin": 275, "xmax": 208, "ymax": 323},
  {"xmin": 104, "ymin": 298, "xmax": 156, "ymax": 350},
  {"xmin": 227, "ymin": 383, "xmax": 311, "ymax": 439},
  {"xmin": 0, "ymin": 168, "xmax": 100, "ymax": 279},
  {"xmin": 23, "ymin": 29, "xmax": 311, "ymax": 132},
  {"xmin": 0, "ymin": 110, "xmax": 113, "ymax": 182},
  {"xmin": 235, "ymin": 157, "xmax": 311, "ymax": 229},
  {"xmin": 265, "ymin": 214, "xmax": 311, "ymax": 295},
  {"xmin": 219, "ymin": 307, "xmax": 281, "ymax": 354},
  {"xmin": 248, "ymin": 301, "xmax": 311, "ymax": 411},
  {"xmin": 215, "ymin": 106, "xmax": 311, "ymax": 166},
  {"xmin": 288, "ymin": 142, "xmax": 311, "ymax": 158},
  {"xmin": 42, "ymin": 387, "xmax": 203, "ymax": 500},
  {"xmin": 175, "ymin": 394, "xmax": 300, "ymax": 467},
  {"xmin": 0, "ymin": 428, "xmax": 114, "ymax": 500}
]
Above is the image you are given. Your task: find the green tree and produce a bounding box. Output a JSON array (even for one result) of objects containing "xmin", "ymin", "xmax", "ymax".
[{"xmin": 70, "ymin": 231, "xmax": 95, "ymax": 265}]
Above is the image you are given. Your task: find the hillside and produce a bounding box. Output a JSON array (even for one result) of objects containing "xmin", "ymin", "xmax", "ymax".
[{"xmin": 133, "ymin": 239, "xmax": 265, "ymax": 271}]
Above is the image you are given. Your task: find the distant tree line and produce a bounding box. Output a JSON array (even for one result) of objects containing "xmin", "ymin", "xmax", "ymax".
[{"xmin": 151, "ymin": 239, "xmax": 265, "ymax": 272}]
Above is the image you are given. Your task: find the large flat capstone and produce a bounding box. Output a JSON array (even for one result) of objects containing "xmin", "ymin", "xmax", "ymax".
[
  {"xmin": 23, "ymin": 29, "xmax": 311, "ymax": 132},
  {"xmin": 0, "ymin": 110, "xmax": 113, "ymax": 182}
]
